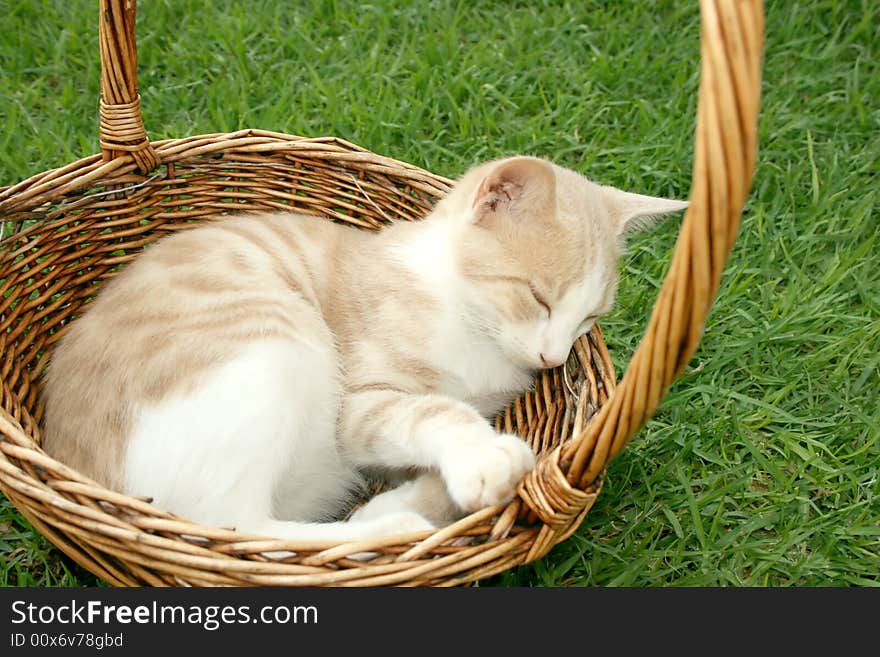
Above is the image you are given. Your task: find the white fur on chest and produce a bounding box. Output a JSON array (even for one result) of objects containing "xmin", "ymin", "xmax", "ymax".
[
  {"xmin": 390, "ymin": 222, "xmax": 535, "ymax": 417},
  {"xmin": 437, "ymin": 328, "xmax": 534, "ymax": 417}
]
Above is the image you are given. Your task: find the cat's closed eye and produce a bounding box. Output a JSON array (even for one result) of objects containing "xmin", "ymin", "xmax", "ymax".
[{"xmin": 528, "ymin": 284, "xmax": 551, "ymax": 317}]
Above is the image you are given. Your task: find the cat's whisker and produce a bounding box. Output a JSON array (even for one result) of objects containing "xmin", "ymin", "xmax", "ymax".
[{"xmin": 563, "ymin": 358, "xmax": 580, "ymax": 403}]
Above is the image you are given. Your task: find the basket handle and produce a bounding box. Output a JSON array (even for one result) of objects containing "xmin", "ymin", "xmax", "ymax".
[
  {"xmin": 557, "ymin": 0, "xmax": 765, "ymax": 489},
  {"xmin": 99, "ymin": 0, "xmax": 159, "ymax": 173}
]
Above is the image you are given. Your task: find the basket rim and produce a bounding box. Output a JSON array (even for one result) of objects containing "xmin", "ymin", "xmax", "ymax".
[{"xmin": 0, "ymin": 129, "xmax": 455, "ymax": 217}]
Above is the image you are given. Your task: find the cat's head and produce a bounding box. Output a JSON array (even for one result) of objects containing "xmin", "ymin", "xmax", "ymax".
[{"xmin": 442, "ymin": 156, "xmax": 687, "ymax": 371}]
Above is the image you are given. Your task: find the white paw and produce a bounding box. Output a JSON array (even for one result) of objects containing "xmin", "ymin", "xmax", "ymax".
[
  {"xmin": 346, "ymin": 512, "xmax": 435, "ymax": 561},
  {"xmin": 359, "ymin": 511, "xmax": 435, "ymax": 538},
  {"xmin": 441, "ymin": 431, "xmax": 536, "ymax": 513}
]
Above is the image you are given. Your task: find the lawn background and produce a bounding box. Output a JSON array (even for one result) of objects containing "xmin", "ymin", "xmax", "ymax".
[{"xmin": 1, "ymin": 0, "xmax": 877, "ymax": 586}]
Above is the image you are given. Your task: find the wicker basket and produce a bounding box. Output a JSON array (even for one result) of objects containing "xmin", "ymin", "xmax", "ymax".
[{"xmin": 0, "ymin": 0, "xmax": 763, "ymax": 586}]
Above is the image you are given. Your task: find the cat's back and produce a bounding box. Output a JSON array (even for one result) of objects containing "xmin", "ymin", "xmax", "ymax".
[{"xmin": 41, "ymin": 211, "xmax": 346, "ymax": 488}]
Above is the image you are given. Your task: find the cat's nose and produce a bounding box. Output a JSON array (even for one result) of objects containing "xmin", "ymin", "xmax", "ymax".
[{"xmin": 539, "ymin": 352, "xmax": 566, "ymax": 369}]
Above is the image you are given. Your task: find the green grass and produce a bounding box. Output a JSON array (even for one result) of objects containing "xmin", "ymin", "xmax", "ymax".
[{"xmin": 1, "ymin": 0, "xmax": 877, "ymax": 587}]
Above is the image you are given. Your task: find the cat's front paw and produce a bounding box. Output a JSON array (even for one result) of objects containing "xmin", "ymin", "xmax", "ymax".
[{"xmin": 441, "ymin": 431, "xmax": 536, "ymax": 513}]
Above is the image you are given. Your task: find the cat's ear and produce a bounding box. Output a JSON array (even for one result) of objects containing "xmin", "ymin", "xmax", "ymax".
[
  {"xmin": 603, "ymin": 186, "xmax": 689, "ymax": 236},
  {"xmin": 471, "ymin": 157, "xmax": 556, "ymax": 227}
]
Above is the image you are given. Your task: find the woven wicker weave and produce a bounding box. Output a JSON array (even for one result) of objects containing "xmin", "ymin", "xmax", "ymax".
[{"xmin": 0, "ymin": 0, "xmax": 763, "ymax": 586}]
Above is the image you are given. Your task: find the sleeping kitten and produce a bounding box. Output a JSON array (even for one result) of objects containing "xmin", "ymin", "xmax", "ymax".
[{"xmin": 41, "ymin": 156, "xmax": 686, "ymax": 543}]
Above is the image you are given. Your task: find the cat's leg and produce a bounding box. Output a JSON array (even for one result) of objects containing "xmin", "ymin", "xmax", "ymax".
[
  {"xmin": 339, "ymin": 390, "xmax": 535, "ymax": 514},
  {"xmin": 349, "ymin": 472, "xmax": 461, "ymax": 527},
  {"xmin": 124, "ymin": 338, "xmax": 433, "ymax": 544},
  {"xmin": 236, "ymin": 513, "xmax": 434, "ymax": 544}
]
